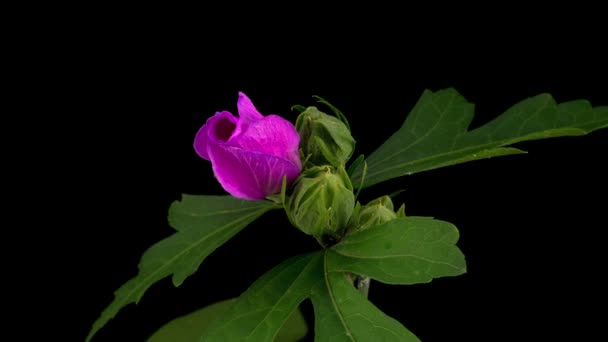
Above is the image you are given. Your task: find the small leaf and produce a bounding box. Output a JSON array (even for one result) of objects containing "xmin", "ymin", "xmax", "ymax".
[
  {"xmin": 346, "ymin": 154, "xmax": 365, "ymax": 177},
  {"xmin": 291, "ymin": 104, "xmax": 307, "ymax": 113},
  {"xmin": 328, "ymin": 217, "xmax": 466, "ymax": 284},
  {"xmin": 280, "ymin": 174, "xmax": 288, "ymax": 206},
  {"xmin": 314, "ymin": 95, "xmax": 351, "ymax": 131},
  {"xmin": 396, "ymin": 203, "xmax": 405, "ymax": 218},
  {"xmin": 200, "ymin": 252, "xmax": 323, "ymax": 342},
  {"xmin": 351, "ymin": 88, "xmax": 608, "ymax": 188},
  {"xmin": 87, "ymin": 196, "xmax": 278, "ymax": 341},
  {"xmin": 148, "ymin": 298, "xmax": 308, "ymax": 342},
  {"xmin": 388, "ymin": 189, "xmax": 406, "ymax": 199},
  {"xmin": 354, "ymin": 160, "xmax": 366, "ymax": 200},
  {"xmin": 311, "ymin": 252, "xmax": 420, "ymax": 341}
]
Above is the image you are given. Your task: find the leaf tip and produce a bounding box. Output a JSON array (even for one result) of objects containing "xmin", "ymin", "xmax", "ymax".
[{"xmin": 171, "ymin": 273, "xmax": 186, "ymax": 288}]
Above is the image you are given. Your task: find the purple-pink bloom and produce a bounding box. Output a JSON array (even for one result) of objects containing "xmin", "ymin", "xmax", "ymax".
[{"xmin": 194, "ymin": 92, "xmax": 302, "ymax": 200}]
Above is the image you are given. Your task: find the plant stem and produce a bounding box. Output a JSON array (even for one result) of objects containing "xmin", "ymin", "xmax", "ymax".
[{"xmin": 355, "ymin": 276, "xmax": 370, "ymax": 298}]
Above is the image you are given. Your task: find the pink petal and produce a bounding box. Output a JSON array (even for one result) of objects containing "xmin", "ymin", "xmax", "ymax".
[
  {"xmin": 207, "ymin": 144, "xmax": 301, "ymax": 200},
  {"xmin": 193, "ymin": 124, "xmax": 210, "ymax": 160},
  {"xmin": 208, "ymin": 111, "xmax": 238, "ymax": 142},
  {"xmin": 237, "ymin": 92, "xmax": 264, "ymax": 123},
  {"xmin": 231, "ymin": 115, "xmax": 302, "ymax": 170},
  {"xmin": 194, "ymin": 111, "xmax": 238, "ymax": 160}
]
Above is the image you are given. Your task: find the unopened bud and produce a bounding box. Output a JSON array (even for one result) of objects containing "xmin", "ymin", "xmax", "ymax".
[
  {"xmin": 349, "ymin": 195, "xmax": 405, "ymax": 232},
  {"xmin": 296, "ymin": 107, "xmax": 355, "ymax": 167},
  {"xmin": 287, "ymin": 165, "xmax": 355, "ymax": 243}
]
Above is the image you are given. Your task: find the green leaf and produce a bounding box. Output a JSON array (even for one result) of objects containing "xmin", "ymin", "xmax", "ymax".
[
  {"xmin": 87, "ymin": 195, "xmax": 278, "ymax": 342},
  {"xmin": 199, "ymin": 249, "xmax": 422, "ymax": 341},
  {"xmin": 351, "ymin": 88, "xmax": 608, "ymax": 188},
  {"xmin": 311, "ymin": 252, "xmax": 420, "ymax": 341},
  {"xmin": 148, "ymin": 298, "xmax": 308, "ymax": 342},
  {"xmin": 148, "ymin": 299, "xmax": 235, "ymax": 342},
  {"xmin": 200, "ymin": 252, "xmax": 323, "ymax": 341},
  {"xmin": 328, "ymin": 217, "xmax": 466, "ymax": 284}
]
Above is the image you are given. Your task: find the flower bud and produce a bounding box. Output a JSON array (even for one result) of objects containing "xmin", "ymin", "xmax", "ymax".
[
  {"xmin": 349, "ymin": 195, "xmax": 405, "ymax": 232},
  {"xmin": 296, "ymin": 106, "xmax": 355, "ymax": 167},
  {"xmin": 287, "ymin": 165, "xmax": 355, "ymax": 243},
  {"xmin": 194, "ymin": 92, "xmax": 301, "ymax": 200}
]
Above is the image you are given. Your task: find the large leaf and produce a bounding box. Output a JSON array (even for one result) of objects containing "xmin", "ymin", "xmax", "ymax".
[
  {"xmin": 351, "ymin": 88, "xmax": 608, "ymax": 188},
  {"xmin": 328, "ymin": 217, "xmax": 466, "ymax": 284},
  {"xmin": 311, "ymin": 253, "xmax": 420, "ymax": 341},
  {"xmin": 200, "ymin": 249, "xmax": 423, "ymax": 341},
  {"xmin": 148, "ymin": 298, "xmax": 308, "ymax": 342},
  {"xmin": 87, "ymin": 195, "xmax": 278, "ymax": 341},
  {"xmin": 149, "ymin": 299, "xmax": 236, "ymax": 342},
  {"xmin": 200, "ymin": 252, "xmax": 323, "ymax": 341}
]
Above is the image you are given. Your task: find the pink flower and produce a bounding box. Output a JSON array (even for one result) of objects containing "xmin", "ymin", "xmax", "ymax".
[{"xmin": 194, "ymin": 92, "xmax": 302, "ymax": 200}]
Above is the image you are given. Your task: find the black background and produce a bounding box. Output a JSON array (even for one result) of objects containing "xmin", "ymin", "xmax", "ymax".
[{"xmin": 43, "ymin": 20, "xmax": 607, "ymax": 342}]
